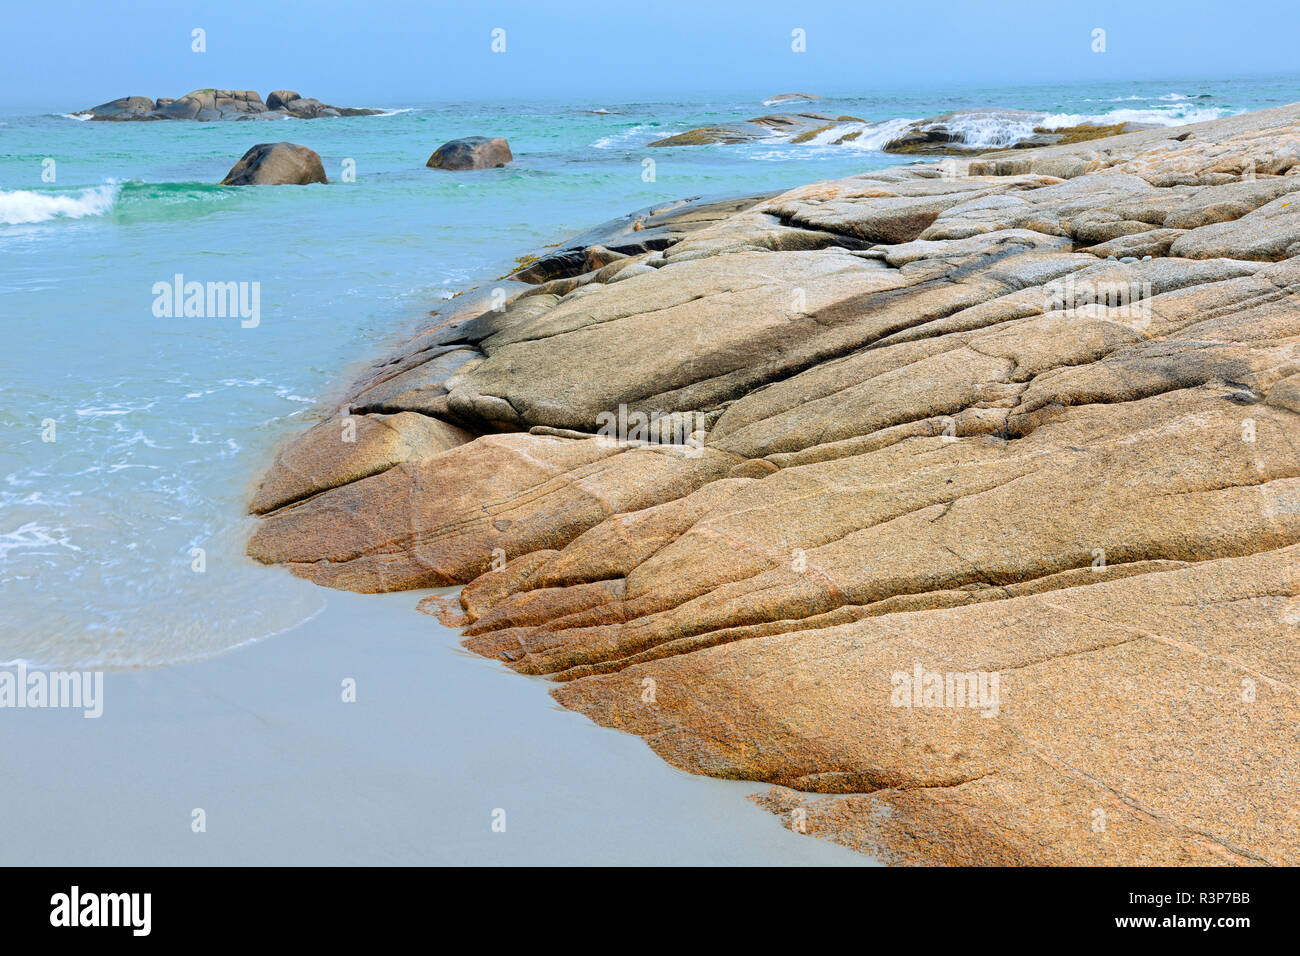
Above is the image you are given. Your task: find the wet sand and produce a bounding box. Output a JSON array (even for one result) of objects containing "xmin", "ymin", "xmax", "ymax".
[{"xmin": 1, "ymin": 587, "xmax": 871, "ymax": 865}]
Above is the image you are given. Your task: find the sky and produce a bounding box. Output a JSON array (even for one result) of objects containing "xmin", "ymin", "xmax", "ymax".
[{"xmin": 4, "ymin": 0, "xmax": 1299, "ymax": 112}]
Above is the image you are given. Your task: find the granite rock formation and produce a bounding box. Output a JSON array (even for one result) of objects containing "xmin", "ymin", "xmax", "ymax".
[{"xmin": 249, "ymin": 103, "xmax": 1300, "ymax": 865}]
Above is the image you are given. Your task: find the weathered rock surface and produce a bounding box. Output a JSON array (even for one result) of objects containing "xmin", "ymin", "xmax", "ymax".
[
  {"xmin": 250, "ymin": 411, "xmax": 473, "ymax": 514},
  {"xmin": 509, "ymin": 193, "xmax": 779, "ymax": 283},
  {"xmin": 220, "ymin": 142, "xmax": 327, "ymax": 186},
  {"xmin": 249, "ymin": 103, "xmax": 1300, "ymax": 865},
  {"xmin": 78, "ymin": 89, "xmax": 382, "ymax": 121},
  {"xmin": 426, "ymin": 137, "xmax": 513, "ymax": 170}
]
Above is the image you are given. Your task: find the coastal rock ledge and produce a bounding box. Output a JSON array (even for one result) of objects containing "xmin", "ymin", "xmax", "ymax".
[{"xmin": 249, "ymin": 104, "xmax": 1300, "ymax": 866}]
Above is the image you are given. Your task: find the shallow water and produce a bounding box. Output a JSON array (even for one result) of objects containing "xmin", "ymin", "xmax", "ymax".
[{"xmin": 1, "ymin": 78, "xmax": 1296, "ymax": 667}]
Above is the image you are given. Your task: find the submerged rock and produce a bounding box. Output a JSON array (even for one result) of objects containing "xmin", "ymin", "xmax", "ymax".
[
  {"xmin": 425, "ymin": 137, "xmax": 513, "ymax": 170},
  {"xmin": 220, "ymin": 142, "xmax": 327, "ymax": 185},
  {"xmin": 249, "ymin": 102, "xmax": 1300, "ymax": 865}
]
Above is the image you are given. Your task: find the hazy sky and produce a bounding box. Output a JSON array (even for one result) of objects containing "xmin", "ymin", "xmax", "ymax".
[{"xmin": 5, "ymin": 0, "xmax": 1298, "ymax": 111}]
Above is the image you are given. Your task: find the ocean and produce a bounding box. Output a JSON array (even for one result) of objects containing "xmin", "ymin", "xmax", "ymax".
[{"xmin": 2, "ymin": 76, "xmax": 1297, "ymax": 668}]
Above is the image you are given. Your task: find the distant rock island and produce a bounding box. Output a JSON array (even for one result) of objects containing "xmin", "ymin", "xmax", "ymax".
[
  {"xmin": 762, "ymin": 92, "xmax": 821, "ymax": 106},
  {"xmin": 76, "ymin": 89, "xmax": 383, "ymax": 121}
]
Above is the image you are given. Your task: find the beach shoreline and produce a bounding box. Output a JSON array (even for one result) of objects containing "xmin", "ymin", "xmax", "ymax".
[{"xmin": 1, "ymin": 583, "xmax": 871, "ymax": 866}]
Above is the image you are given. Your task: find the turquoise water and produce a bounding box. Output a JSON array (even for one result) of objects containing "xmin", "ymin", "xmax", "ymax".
[{"xmin": 2, "ymin": 77, "xmax": 1296, "ymax": 667}]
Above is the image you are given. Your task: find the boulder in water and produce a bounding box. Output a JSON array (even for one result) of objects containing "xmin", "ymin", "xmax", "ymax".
[
  {"xmin": 426, "ymin": 137, "xmax": 513, "ymax": 170},
  {"xmin": 220, "ymin": 142, "xmax": 328, "ymax": 186}
]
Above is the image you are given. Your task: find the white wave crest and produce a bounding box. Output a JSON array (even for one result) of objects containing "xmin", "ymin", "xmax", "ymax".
[
  {"xmin": 918, "ymin": 111, "xmax": 1043, "ymax": 149},
  {"xmin": 1039, "ymin": 106, "xmax": 1231, "ymax": 128},
  {"xmin": 872, "ymin": 104, "xmax": 1236, "ymax": 154},
  {"xmin": 593, "ymin": 124, "xmax": 649, "ymax": 149},
  {"xmin": 804, "ymin": 117, "xmax": 918, "ymax": 150},
  {"xmin": 0, "ymin": 184, "xmax": 119, "ymax": 225}
]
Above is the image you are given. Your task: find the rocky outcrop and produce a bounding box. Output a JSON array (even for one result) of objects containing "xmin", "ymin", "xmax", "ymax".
[
  {"xmin": 425, "ymin": 137, "xmax": 513, "ymax": 170},
  {"xmin": 78, "ymin": 89, "xmax": 382, "ymax": 121},
  {"xmin": 220, "ymin": 143, "xmax": 327, "ymax": 185},
  {"xmin": 263, "ymin": 90, "xmax": 380, "ymax": 119},
  {"xmin": 248, "ymin": 103, "xmax": 1300, "ymax": 865},
  {"xmin": 265, "ymin": 90, "xmax": 298, "ymax": 112},
  {"xmin": 154, "ymin": 89, "xmax": 268, "ymax": 121}
]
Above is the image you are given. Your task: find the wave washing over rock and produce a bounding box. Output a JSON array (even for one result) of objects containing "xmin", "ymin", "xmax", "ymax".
[
  {"xmin": 649, "ymin": 105, "xmax": 1238, "ymax": 154},
  {"xmin": 248, "ymin": 104, "xmax": 1300, "ymax": 865}
]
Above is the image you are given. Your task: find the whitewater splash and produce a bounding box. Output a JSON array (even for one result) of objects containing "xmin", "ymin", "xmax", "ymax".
[
  {"xmin": 797, "ymin": 117, "xmax": 918, "ymax": 150},
  {"xmin": 767, "ymin": 103, "xmax": 1237, "ymax": 152},
  {"xmin": 593, "ymin": 124, "xmax": 651, "ymax": 149},
  {"xmin": 1038, "ymin": 106, "xmax": 1229, "ymax": 128},
  {"xmin": 0, "ymin": 521, "xmax": 81, "ymax": 563},
  {"xmin": 0, "ymin": 184, "xmax": 118, "ymax": 225}
]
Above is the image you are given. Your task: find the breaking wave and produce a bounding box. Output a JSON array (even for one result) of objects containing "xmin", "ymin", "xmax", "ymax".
[
  {"xmin": 0, "ymin": 184, "xmax": 119, "ymax": 224},
  {"xmin": 0, "ymin": 181, "xmax": 241, "ymax": 227}
]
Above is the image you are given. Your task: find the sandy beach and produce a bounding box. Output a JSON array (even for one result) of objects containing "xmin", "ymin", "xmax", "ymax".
[{"xmin": 1, "ymin": 583, "xmax": 870, "ymax": 866}]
